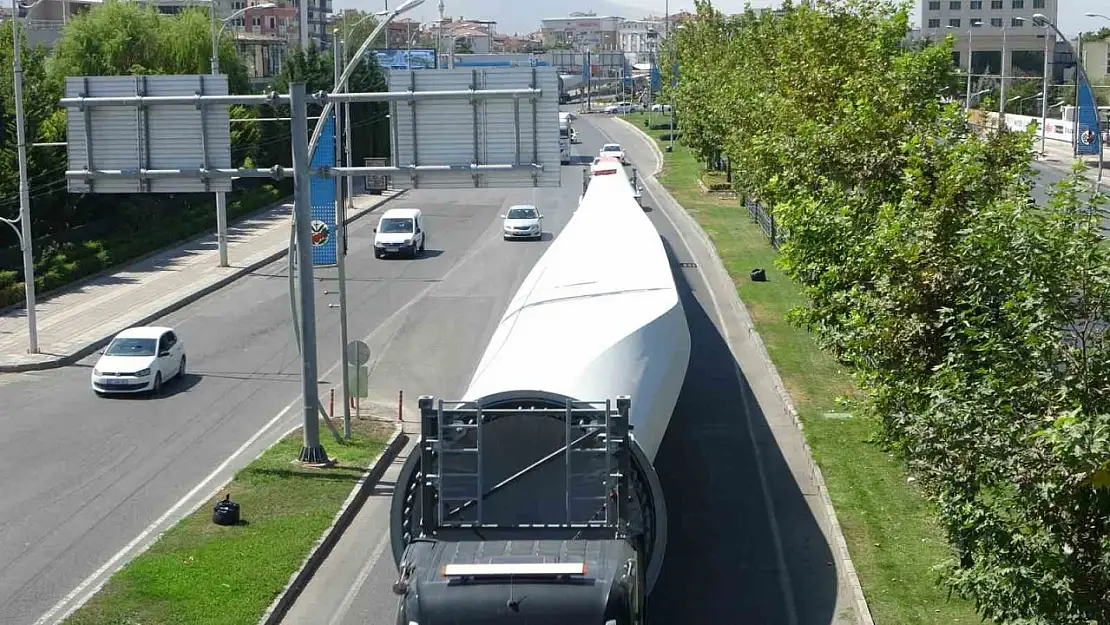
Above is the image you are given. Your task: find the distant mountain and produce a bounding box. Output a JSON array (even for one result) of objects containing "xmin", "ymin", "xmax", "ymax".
[{"xmin": 334, "ymin": 0, "xmax": 655, "ymax": 36}]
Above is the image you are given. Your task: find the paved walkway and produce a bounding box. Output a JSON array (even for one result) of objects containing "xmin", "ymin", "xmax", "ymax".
[
  {"xmin": 1036, "ymin": 136, "xmax": 1105, "ymax": 181},
  {"xmin": 0, "ymin": 191, "xmax": 405, "ymax": 372}
]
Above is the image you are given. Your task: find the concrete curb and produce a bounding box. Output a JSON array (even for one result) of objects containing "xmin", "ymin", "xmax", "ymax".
[
  {"xmin": 258, "ymin": 425, "xmax": 410, "ymax": 625},
  {"xmin": 614, "ymin": 116, "xmax": 876, "ymax": 625},
  {"xmin": 0, "ymin": 190, "xmax": 406, "ymax": 374}
]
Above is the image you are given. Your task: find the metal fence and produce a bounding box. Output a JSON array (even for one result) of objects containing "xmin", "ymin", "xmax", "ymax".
[{"xmin": 745, "ymin": 194, "xmax": 782, "ymax": 248}]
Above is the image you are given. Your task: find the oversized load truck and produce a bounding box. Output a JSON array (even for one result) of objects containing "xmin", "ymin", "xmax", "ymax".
[{"xmin": 388, "ymin": 156, "xmax": 690, "ymax": 624}]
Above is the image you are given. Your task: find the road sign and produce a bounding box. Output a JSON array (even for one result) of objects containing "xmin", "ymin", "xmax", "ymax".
[
  {"xmin": 364, "ymin": 157, "xmax": 389, "ymax": 194},
  {"xmin": 386, "ymin": 66, "xmax": 562, "ymax": 189},
  {"xmin": 346, "ymin": 340, "xmax": 371, "ymax": 366},
  {"xmin": 347, "ymin": 364, "xmax": 369, "ymax": 399},
  {"xmin": 310, "ymin": 111, "xmax": 337, "ymax": 267},
  {"xmin": 63, "ymin": 74, "xmax": 232, "ymax": 194}
]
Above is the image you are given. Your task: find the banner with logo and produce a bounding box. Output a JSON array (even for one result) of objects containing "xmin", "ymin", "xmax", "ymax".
[
  {"xmin": 1074, "ymin": 77, "xmax": 1102, "ymax": 157},
  {"xmin": 309, "ymin": 112, "xmax": 337, "ymax": 267},
  {"xmin": 650, "ymin": 65, "xmax": 661, "ymax": 92}
]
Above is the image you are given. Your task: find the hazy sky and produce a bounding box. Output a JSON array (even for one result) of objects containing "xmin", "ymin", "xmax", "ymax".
[{"xmin": 615, "ymin": 0, "xmax": 1105, "ymax": 36}]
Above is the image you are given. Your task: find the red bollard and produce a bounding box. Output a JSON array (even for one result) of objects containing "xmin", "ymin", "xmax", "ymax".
[
  {"xmin": 398, "ymin": 390, "xmax": 403, "ymax": 423},
  {"xmin": 329, "ymin": 388, "xmax": 334, "ymax": 418}
]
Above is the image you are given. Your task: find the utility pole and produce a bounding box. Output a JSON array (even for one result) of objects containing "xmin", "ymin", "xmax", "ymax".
[
  {"xmin": 9, "ymin": 0, "xmax": 37, "ymax": 353},
  {"xmin": 333, "ymin": 32, "xmax": 353, "ymax": 440},
  {"xmin": 1039, "ymin": 17, "xmax": 1050, "ymax": 156},
  {"xmin": 289, "ymin": 82, "xmax": 328, "ymax": 464},
  {"xmin": 210, "ymin": 0, "xmax": 229, "ymax": 268}
]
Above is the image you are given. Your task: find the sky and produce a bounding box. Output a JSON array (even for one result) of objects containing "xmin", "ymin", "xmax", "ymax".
[{"xmin": 615, "ymin": 0, "xmax": 1103, "ymax": 37}]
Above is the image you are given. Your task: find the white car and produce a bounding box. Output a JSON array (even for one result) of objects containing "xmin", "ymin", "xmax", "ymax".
[
  {"xmin": 502, "ymin": 205, "xmax": 544, "ymax": 240},
  {"xmin": 91, "ymin": 326, "xmax": 186, "ymax": 396},
  {"xmin": 603, "ymin": 102, "xmax": 635, "ymax": 114},
  {"xmin": 650, "ymin": 103, "xmax": 672, "ymax": 113},
  {"xmin": 599, "ymin": 143, "xmax": 626, "ymax": 164}
]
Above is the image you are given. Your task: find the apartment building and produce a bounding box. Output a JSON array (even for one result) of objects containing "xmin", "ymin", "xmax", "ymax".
[
  {"xmin": 618, "ymin": 18, "xmax": 662, "ymax": 60},
  {"xmin": 921, "ymin": 0, "xmax": 1059, "ymax": 77},
  {"xmin": 540, "ymin": 13, "xmax": 622, "ymax": 52}
]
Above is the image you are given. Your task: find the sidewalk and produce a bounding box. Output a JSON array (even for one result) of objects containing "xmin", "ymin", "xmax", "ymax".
[
  {"xmin": 0, "ymin": 190, "xmax": 405, "ymax": 373},
  {"xmin": 1036, "ymin": 136, "xmax": 1105, "ymax": 181}
]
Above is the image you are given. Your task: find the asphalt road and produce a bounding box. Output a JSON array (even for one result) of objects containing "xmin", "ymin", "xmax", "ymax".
[
  {"xmin": 0, "ymin": 179, "xmax": 575, "ymax": 624},
  {"xmin": 281, "ymin": 114, "xmax": 856, "ymax": 625}
]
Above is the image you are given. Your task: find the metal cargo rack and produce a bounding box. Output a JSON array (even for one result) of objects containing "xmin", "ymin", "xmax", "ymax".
[{"xmin": 416, "ymin": 395, "xmax": 632, "ymax": 537}]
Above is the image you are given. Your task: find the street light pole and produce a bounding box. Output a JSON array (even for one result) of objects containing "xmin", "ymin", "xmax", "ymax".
[
  {"xmin": 289, "ymin": 81, "xmax": 327, "ymax": 464},
  {"xmin": 210, "ymin": 2, "xmax": 276, "ymax": 268},
  {"xmin": 333, "ymin": 30, "xmax": 352, "ymax": 440},
  {"xmin": 9, "ymin": 0, "xmax": 37, "ymax": 353},
  {"xmin": 1042, "ymin": 12, "xmax": 1104, "ymax": 186},
  {"xmin": 1039, "ymin": 16, "xmax": 1051, "ymax": 156}
]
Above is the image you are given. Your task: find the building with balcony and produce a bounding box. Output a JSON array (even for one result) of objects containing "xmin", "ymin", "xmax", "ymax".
[{"xmin": 234, "ymin": 30, "xmax": 286, "ymax": 86}]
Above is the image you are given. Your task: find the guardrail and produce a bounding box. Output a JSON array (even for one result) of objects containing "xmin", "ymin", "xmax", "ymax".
[{"xmin": 745, "ymin": 194, "xmax": 782, "ymax": 248}]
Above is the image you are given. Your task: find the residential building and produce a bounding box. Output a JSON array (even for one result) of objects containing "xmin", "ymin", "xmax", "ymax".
[
  {"xmin": 540, "ymin": 13, "xmax": 623, "ymax": 52},
  {"xmin": 920, "ymin": 0, "xmax": 1059, "ymax": 78},
  {"xmin": 1078, "ymin": 35, "xmax": 1109, "ymax": 84},
  {"xmin": 387, "ymin": 18, "xmax": 420, "ymax": 49},
  {"xmin": 430, "ymin": 17, "xmax": 495, "ymax": 56},
  {"xmin": 234, "ymin": 31, "xmax": 286, "ymax": 84},
  {"xmin": 619, "ymin": 18, "xmax": 662, "ymax": 60}
]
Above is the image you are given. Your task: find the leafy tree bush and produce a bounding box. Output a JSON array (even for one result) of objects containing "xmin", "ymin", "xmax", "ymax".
[
  {"xmin": 0, "ymin": 0, "xmax": 398, "ymax": 307},
  {"xmin": 672, "ymin": 0, "xmax": 1110, "ymax": 623}
]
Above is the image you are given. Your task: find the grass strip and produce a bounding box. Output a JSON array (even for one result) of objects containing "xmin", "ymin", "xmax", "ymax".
[
  {"xmin": 64, "ymin": 418, "xmax": 392, "ymax": 625},
  {"xmin": 622, "ymin": 112, "xmax": 988, "ymax": 624}
]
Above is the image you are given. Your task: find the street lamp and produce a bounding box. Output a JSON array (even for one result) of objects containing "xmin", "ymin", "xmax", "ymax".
[
  {"xmin": 1037, "ymin": 12, "xmax": 1103, "ymax": 185},
  {"xmin": 211, "ymin": 2, "xmax": 276, "ymax": 76},
  {"xmin": 1000, "ymin": 16, "xmax": 1025, "ymax": 124},
  {"xmin": 340, "ymin": 9, "xmax": 385, "ymax": 209},
  {"xmin": 0, "ymin": 0, "xmax": 45, "ymax": 353},
  {"xmin": 947, "ymin": 19, "xmax": 981, "ymax": 110},
  {"xmin": 208, "ymin": 1, "xmax": 275, "ymax": 269},
  {"xmin": 286, "ymin": 0, "xmax": 425, "ymax": 465}
]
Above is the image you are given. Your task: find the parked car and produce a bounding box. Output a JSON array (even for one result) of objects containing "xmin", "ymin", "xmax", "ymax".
[
  {"xmin": 604, "ymin": 102, "xmax": 635, "ymax": 114},
  {"xmin": 650, "ymin": 103, "xmax": 672, "ymax": 113},
  {"xmin": 91, "ymin": 326, "xmax": 186, "ymax": 396},
  {"xmin": 501, "ymin": 205, "xmax": 544, "ymax": 241},
  {"xmin": 374, "ymin": 208, "xmax": 426, "ymax": 259}
]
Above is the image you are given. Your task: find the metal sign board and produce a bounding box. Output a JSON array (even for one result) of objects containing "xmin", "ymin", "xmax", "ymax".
[
  {"xmin": 310, "ymin": 112, "xmax": 337, "ymax": 267},
  {"xmin": 372, "ymin": 48, "xmax": 437, "ymax": 70},
  {"xmin": 63, "ymin": 75, "xmax": 232, "ymax": 194},
  {"xmin": 386, "ymin": 66, "xmax": 562, "ymax": 189},
  {"xmin": 346, "ymin": 340, "xmax": 371, "ymax": 366},
  {"xmin": 364, "ymin": 157, "xmax": 389, "ymax": 194}
]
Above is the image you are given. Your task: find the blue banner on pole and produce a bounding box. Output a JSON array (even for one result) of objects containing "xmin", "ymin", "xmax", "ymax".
[
  {"xmin": 310, "ymin": 112, "xmax": 337, "ymax": 267},
  {"xmin": 1075, "ymin": 77, "xmax": 1102, "ymax": 157},
  {"xmin": 651, "ymin": 66, "xmax": 661, "ymax": 92}
]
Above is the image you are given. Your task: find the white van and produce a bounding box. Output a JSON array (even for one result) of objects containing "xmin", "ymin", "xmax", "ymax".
[{"xmin": 373, "ymin": 208, "xmax": 426, "ymax": 259}]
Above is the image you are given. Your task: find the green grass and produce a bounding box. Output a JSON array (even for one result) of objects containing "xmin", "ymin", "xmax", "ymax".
[
  {"xmin": 622, "ymin": 112, "xmax": 987, "ymax": 625},
  {"xmin": 64, "ymin": 419, "xmax": 393, "ymax": 625}
]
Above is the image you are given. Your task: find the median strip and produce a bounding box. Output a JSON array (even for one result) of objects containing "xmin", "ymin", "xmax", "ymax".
[
  {"xmin": 620, "ymin": 112, "xmax": 985, "ymax": 625},
  {"xmin": 63, "ymin": 418, "xmax": 397, "ymax": 625}
]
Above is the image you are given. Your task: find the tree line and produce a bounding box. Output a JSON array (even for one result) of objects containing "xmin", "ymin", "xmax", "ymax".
[
  {"xmin": 670, "ymin": 1, "xmax": 1110, "ymax": 623},
  {"xmin": 0, "ymin": 0, "xmax": 390, "ymax": 307}
]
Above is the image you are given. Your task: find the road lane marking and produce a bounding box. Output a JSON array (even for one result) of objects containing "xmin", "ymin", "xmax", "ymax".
[
  {"xmin": 34, "ymin": 196, "xmax": 506, "ymax": 625},
  {"xmin": 593, "ymin": 119, "xmax": 801, "ymax": 625},
  {"xmin": 34, "ymin": 400, "xmax": 301, "ymax": 625},
  {"xmin": 327, "ymin": 529, "xmax": 392, "ymax": 625}
]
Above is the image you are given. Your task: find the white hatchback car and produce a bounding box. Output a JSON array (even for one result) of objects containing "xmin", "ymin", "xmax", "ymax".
[
  {"xmin": 501, "ymin": 205, "xmax": 544, "ymax": 241},
  {"xmin": 599, "ymin": 143, "xmax": 626, "ymax": 164},
  {"xmin": 91, "ymin": 326, "xmax": 186, "ymax": 396}
]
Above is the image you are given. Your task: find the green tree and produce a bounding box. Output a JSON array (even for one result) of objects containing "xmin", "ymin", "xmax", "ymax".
[
  {"xmin": 49, "ymin": 0, "xmax": 164, "ymax": 78},
  {"xmin": 671, "ymin": 0, "xmax": 1110, "ymax": 622},
  {"xmin": 259, "ymin": 46, "xmax": 389, "ymax": 168}
]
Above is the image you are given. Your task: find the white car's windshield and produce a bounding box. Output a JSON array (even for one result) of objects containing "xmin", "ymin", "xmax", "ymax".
[
  {"xmin": 602, "ymin": 144, "xmax": 622, "ymax": 152},
  {"xmin": 507, "ymin": 207, "xmax": 537, "ymax": 219},
  {"xmin": 105, "ymin": 338, "xmax": 157, "ymax": 357},
  {"xmin": 379, "ymin": 217, "xmax": 414, "ymax": 233}
]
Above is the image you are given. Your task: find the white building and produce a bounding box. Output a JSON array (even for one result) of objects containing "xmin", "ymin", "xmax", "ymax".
[
  {"xmin": 540, "ymin": 14, "xmax": 623, "ymax": 52},
  {"xmin": 619, "ymin": 18, "xmax": 662, "ymax": 61},
  {"xmin": 920, "ymin": 0, "xmax": 1059, "ymax": 78}
]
